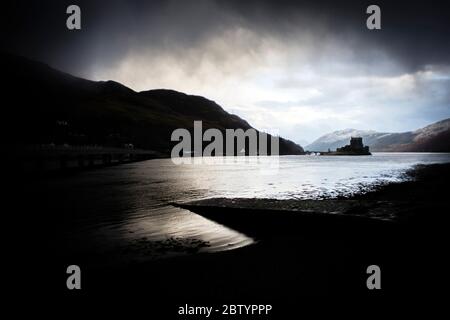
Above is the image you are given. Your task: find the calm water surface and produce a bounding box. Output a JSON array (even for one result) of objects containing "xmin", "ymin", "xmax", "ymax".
[{"xmin": 40, "ymin": 153, "xmax": 450, "ymax": 264}]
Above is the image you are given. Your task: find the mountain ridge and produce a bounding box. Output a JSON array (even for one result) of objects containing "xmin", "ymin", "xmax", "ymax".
[
  {"xmin": 2, "ymin": 53, "xmax": 304, "ymax": 155},
  {"xmin": 306, "ymin": 119, "xmax": 450, "ymax": 152}
]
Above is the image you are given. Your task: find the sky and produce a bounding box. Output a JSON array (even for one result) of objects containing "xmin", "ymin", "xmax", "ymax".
[{"xmin": 2, "ymin": 0, "xmax": 450, "ymax": 145}]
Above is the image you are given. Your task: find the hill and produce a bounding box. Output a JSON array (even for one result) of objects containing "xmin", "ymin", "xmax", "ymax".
[{"xmin": 2, "ymin": 53, "xmax": 304, "ymax": 155}]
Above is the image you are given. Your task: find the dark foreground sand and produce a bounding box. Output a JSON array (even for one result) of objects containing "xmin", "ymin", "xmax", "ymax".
[
  {"xmin": 7, "ymin": 163, "xmax": 450, "ymax": 312},
  {"xmin": 76, "ymin": 164, "xmax": 449, "ymax": 303}
]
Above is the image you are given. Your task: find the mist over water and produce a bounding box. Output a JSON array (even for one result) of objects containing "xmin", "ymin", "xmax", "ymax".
[{"xmin": 38, "ymin": 153, "xmax": 450, "ymax": 264}]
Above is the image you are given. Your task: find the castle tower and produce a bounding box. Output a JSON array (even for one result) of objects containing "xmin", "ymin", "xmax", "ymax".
[{"xmin": 350, "ymin": 137, "xmax": 363, "ymax": 149}]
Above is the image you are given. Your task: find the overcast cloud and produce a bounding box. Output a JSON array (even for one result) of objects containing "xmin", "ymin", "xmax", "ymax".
[{"xmin": 3, "ymin": 0, "xmax": 450, "ymax": 144}]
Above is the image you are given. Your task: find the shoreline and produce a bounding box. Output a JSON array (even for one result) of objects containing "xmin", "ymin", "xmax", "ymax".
[
  {"xmin": 13, "ymin": 152, "xmax": 450, "ymax": 179},
  {"xmin": 80, "ymin": 162, "xmax": 450, "ymax": 300}
]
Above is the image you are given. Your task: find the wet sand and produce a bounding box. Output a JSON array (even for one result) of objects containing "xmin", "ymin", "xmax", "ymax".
[
  {"xmin": 7, "ymin": 162, "xmax": 449, "ymax": 313},
  {"xmin": 79, "ymin": 163, "xmax": 449, "ymax": 304}
]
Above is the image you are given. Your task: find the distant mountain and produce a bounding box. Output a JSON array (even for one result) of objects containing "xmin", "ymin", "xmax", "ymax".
[
  {"xmin": 305, "ymin": 129, "xmax": 388, "ymax": 152},
  {"xmin": 2, "ymin": 53, "xmax": 303, "ymax": 155},
  {"xmin": 306, "ymin": 119, "xmax": 450, "ymax": 152}
]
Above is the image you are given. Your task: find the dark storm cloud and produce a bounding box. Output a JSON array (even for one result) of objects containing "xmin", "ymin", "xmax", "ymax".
[
  {"xmin": 221, "ymin": 0, "xmax": 450, "ymax": 72},
  {"xmin": 2, "ymin": 1, "xmax": 449, "ymax": 143},
  {"xmin": 2, "ymin": 0, "xmax": 450, "ymax": 74}
]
